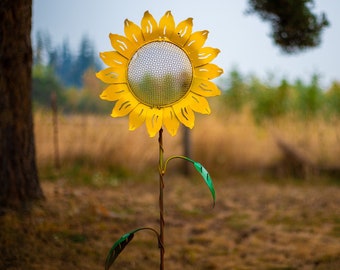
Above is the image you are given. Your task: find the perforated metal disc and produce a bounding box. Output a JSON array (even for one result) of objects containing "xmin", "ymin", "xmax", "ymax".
[{"xmin": 127, "ymin": 41, "xmax": 193, "ymax": 107}]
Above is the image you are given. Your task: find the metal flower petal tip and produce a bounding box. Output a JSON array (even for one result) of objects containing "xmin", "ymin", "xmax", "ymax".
[{"xmin": 97, "ymin": 10, "xmax": 223, "ymax": 137}]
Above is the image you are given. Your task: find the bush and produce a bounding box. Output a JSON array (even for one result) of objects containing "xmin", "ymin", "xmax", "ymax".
[
  {"xmin": 32, "ymin": 65, "xmax": 65, "ymax": 109},
  {"xmin": 325, "ymin": 82, "xmax": 340, "ymax": 116},
  {"xmin": 294, "ymin": 75, "xmax": 324, "ymax": 118},
  {"xmin": 250, "ymin": 78, "xmax": 291, "ymax": 122}
]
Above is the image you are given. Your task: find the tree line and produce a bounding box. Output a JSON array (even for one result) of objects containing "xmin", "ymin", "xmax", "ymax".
[
  {"xmin": 32, "ymin": 56, "xmax": 340, "ymax": 121},
  {"xmin": 222, "ymin": 69, "xmax": 340, "ymax": 121},
  {"xmin": 33, "ymin": 31, "xmax": 102, "ymax": 88},
  {"xmin": 32, "ymin": 31, "xmax": 112, "ymax": 113}
]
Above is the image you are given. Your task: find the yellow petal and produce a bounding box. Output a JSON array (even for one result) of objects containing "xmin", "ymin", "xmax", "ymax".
[
  {"xmin": 111, "ymin": 93, "xmax": 138, "ymax": 117},
  {"xmin": 141, "ymin": 11, "xmax": 159, "ymax": 41},
  {"xmin": 124, "ymin": 19, "xmax": 144, "ymax": 45},
  {"xmin": 109, "ymin": 33, "xmax": 136, "ymax": 58},
  {"xmin": 187, "ymin": 93, "xmax": 211, "ymax": 114},
  {"xmin": 129, "ymin": 103, "xmax": 148, "ymax": 131},
  {"xmin": 194, "ymin": 64, "xmax": 224, "ymax": 80},
  {"xmin": 96, "ymin": 67, "xmax": 126, "ymax": 84},
  {"xmin": 145, "ymin": 107, "xmax": 163, "ymax": 137},
  {"xmin": 172, "ymin": 101, "xmax": 195, "ymax": 129},
  {"xmin": 163, "ymin": 107, "xmax": 180, "ymax": 136},
  {"xmin": 159, "ymin": 11, "xmax": 175, "ymax": 38},
  {"xmin": 184, "ymin": 30, "xmax": 209, "ymax": 52},
  {"xmin": 190, "ymin": 78, "xmax": 221, "ymax": 97},
  {"xmin": 172, "ymin": 18, "xmax": 193, "ymax": 46},
  {"xmin": 100, "ymin": 84, "xmax": 129, "ymax": 101},
  {"xmin": 99, "ymin": 51, "xmax": 128, "ymax": 68},
  {"xmin": 190, "ymin": 47, "xmax": 220, "ymax": 67}
]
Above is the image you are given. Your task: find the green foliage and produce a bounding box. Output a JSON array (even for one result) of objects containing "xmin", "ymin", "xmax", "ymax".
[
  {"xmin": 32, "ymin": 64, "xmax": 340, "ymax": 121},
  {"xmin": 247, "ymin": 0, "xmax": 329, "ymax": 53},
  {"xmin": 32, "ymin": 32, "xmax": 108, "ymax": 113},
  {"xmin": 32, "ymin": 65, "xmax": 65, "ymax": 108},
  {"xmin": 32, "ymin": 59, "xmax": 338, "ymax": 122},
  {"xmin": 61, "ymin": 87, "xmax": 111, "ymax": 114},
  {"xmin": 221, "ymin": 69, "xmax": 339, "ymax": 122},
  {"xmin": 33, "ymin": 31, "xmax": 102, "ymax": 88},
  {"xmin": 222, "ymin": 69, "xmax": 248, "ymax": 111},
  {"xmin": 293, "ymin": 75, "xmax": 324, "ymax": 118},
  {"xmin": 249, "ymin": 78, "xmax": 291, "ymax": 122},
  {"xmin": 325, "ymin": 82, "xmax": 340, "ymax": 115},
  {"xmin": 32, "ymin": 65, "xmax": 111, "ymax": 114}
]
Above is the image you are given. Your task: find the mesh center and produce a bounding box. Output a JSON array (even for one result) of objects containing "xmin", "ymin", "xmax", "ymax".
[{"xmin": 127, "ymin": 41, "xmax": 193, "ymax": 107}]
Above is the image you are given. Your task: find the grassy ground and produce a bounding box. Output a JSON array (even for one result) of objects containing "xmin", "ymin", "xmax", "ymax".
[
  {"xmin": 1, "ymin": 175, "xmax": 339, "ymax": 270},
  {"xmin": 1, "ymin": 111, "xmax": 340, "ymax": 269}
]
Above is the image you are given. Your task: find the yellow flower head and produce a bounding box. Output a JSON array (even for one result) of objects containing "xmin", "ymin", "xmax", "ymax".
[{"xmin": 97, "ymin": 11, "xmax": 223, "ymax": 137}]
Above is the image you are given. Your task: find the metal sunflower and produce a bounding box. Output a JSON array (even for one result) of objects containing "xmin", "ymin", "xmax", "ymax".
[{"xmin": 97, "ymin": 10, "xmax": 223, "ymax": 137}]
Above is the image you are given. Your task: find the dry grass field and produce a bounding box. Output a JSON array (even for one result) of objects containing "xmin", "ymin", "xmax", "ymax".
[
  {"xmin": 1, "ymin": 109, "xmax": 340, "ymax": 269},
  {"xmin": 34, "ymin": 108, "xmax": 340, "ymax": 177}
]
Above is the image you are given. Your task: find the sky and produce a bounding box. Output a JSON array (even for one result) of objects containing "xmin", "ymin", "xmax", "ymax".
[{"xmin": 32, "ymin": 0, "xmax": 340, "ymax": 88}]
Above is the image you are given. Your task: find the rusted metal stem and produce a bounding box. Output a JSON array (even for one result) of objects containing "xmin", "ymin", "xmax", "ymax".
[{"xmin": 158, "ymin": 128, "xmax": 165, "ymax": 270}]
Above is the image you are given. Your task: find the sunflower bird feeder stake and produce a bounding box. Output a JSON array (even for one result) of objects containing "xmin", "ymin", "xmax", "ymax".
[{"xmin": 96, "ymin": 11, "xmax": 223, "ymax": 269}]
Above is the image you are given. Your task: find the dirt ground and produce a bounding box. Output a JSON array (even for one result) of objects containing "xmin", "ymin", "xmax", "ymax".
[{"xmin": 1, "ymin": 175, "xmax": 340, "ymax": 270}]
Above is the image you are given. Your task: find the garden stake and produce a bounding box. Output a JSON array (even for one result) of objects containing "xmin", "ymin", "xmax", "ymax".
[
  {"xmin": 158, "ymin": 128, "xmax": 165, "ymax": 270},
  {"xmin": 96, "ymin": 10, "xmax": 223, "ymax": 269}
]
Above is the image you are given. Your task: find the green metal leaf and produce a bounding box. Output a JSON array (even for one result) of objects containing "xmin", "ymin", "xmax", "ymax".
[
  {"xmin": 192, "ymin": 160, "xmax": 216, "ymax": 207},
  {"xmin": 105, "ymin": 230, "xmax": 136, "ymax": 270},
  {"xmin": 163, "ymin": 156, "xmax": 216, "ymax": 206},
  {"xmin": 179, "ymin": 157, "xmax": 216, "ymax": 207},
  {"xmin": 104, "ymin": 227, "xmax": 160, "ymax": 270}
]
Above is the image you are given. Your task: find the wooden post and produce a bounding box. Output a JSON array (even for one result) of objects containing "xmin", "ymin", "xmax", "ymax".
[{"xmin": 51, "ymin": 91, "xmax": 60, "ymax": 170}]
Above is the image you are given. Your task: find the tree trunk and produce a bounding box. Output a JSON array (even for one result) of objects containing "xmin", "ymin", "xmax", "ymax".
[{"xmin": 0, "ymin": 0, "xmax": 44, "ymax": 210}]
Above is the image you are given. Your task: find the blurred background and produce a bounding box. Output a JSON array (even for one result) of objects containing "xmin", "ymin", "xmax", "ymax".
[
  {"xmin": 1, "ymin": 1, "xmax": 339, "ymax": 270},
  {"xmin": 31, "ymin": 0, "xmax": 340, "ymax": 178}
]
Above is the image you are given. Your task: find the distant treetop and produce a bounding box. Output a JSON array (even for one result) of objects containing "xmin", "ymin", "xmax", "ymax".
[
  {"xmin": 247, "ymin": 0, "xmax": 329, "ymax": 54},
  {"xmin": 33, "ymin": 31, "xmax": 102, "ymax": 88}
]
